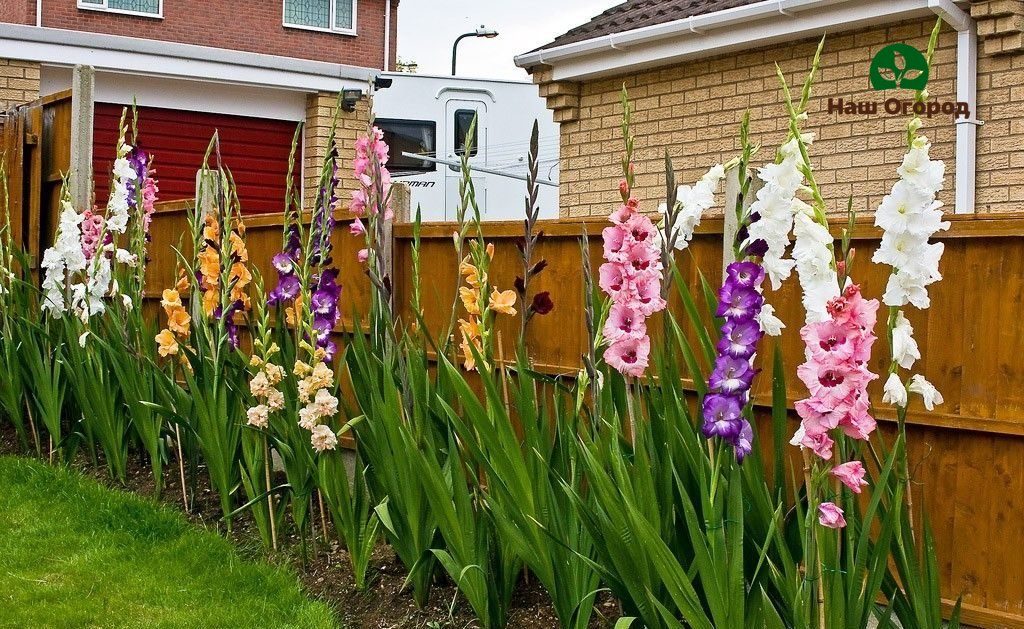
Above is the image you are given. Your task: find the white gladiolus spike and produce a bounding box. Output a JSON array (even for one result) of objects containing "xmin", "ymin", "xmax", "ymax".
[
  {"xmin": 873, "ymin": 122, "xmax": 949, "ymax": 310},
  {"xmin": 659, "ymin": 163, "xmax": 726, "ymax": 250}
]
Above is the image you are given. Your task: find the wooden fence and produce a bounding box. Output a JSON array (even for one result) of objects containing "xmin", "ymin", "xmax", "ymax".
[
  {"xmin": 134, "ymin": 200, "xmax": 1024, "ymax": 628},
  {"xmin": 1, "ymin": 91, "xmax": 73, "ymax": 270}
]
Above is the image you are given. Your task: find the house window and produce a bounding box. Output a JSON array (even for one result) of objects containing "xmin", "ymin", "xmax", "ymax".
[
  {"xmin": 376, "ymin": 118, "xmax": 436, "ymax": 174},
  {"xmin": 454, "ymin": 109, "xmax": 478, "ymax": 157},
  {"xmin": 283, "ymin": 0, "xmax": 356, "ymax": 34},
  {"xmin": 78, "ymin": 0, "xmax": 162, "ymax": 17}
]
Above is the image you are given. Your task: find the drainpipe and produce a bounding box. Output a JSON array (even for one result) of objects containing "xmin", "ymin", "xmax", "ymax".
[
  {"xmin": 929, "ymin": 0, "xmax": 979, "ymax": 214},
  {"xmin": 36, "ymin": 0, "xmax": 42, "ymax": 27},
  {"xmin": 383, "ymin": 0, "xmax": 391, "ymax": 71}
]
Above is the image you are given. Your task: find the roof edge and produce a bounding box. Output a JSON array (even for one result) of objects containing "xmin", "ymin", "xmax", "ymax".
[{"xmin": 0, "ymin": 23, "xmax": 378, "ymax": 85}]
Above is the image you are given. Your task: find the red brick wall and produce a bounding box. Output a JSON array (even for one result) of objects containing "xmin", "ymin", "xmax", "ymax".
[
  {"xmin": 6, "ymin": 0, "xmax": 395, "ymax": 68},
  {"xmin": 0, "ymin": 0, "xmax": 34, "ymax": 24}
]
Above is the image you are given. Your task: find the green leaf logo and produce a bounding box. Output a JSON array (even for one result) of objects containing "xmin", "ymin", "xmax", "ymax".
[{"xmin": 870, "ymin": 43, "xmax": 929, "ymax": 91}]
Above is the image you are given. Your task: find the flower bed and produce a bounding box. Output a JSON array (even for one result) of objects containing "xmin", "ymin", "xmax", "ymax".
[{"xmin": 0, "ymin": 23, "xmax": 968, "ymax": 629}]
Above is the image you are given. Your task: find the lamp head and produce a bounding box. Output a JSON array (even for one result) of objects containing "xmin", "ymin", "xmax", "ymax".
[{"xmin": 475, "ymin": 25, "xmax": 499, "ymax": 38}]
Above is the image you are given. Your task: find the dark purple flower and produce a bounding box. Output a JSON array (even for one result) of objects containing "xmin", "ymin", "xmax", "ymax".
[
  {"xmin": 725, "ymin": 261, "xmax": 765, "ymax": 290},
  {"xmin": 309, "ymin": 149, "xmax": 340, "ymax": 267},
  {"xmin": 223, "ymin": 299, "xmax": 244, "ymax": 348},
  {"xmin": 717, "ymin": 318, "xmax": 762, "ymax": 359},
  {"xmin": 530, "ymin": 292, "xmax": 554, "ymax": 316},
  {"xmin": 740, "ymin": 212, "xmax": 770, "ymax": 257},
  {"xmin": 716, "ymin": 281, "xmax": 763, "ymax": 320},
  {"xmin": 701, "ymin": 393, "xmax": 744, "ymax": 440},
  {"xmin": 709, "ymin": 356, "xmax": 756, "ymax": 394}
]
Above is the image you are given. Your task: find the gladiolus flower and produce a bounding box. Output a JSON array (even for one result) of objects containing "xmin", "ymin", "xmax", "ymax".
[
  {"xmin": 831, "ymin": 460, "xmax": 868, "ymax": 494},
  {"xmin": 460, "ymin": 286, "xmax": 481, "ymax": 315},
  {"xmin": 247, "ymin": 404, "xmax": 270, "ymax": 429},
  {"xmin": 882, "ymin": 372, "xmax": 908, "ymax": 407},
  {"xmin": 156, "ymin": 329, "xmax": 178, "ymax": 357},
  {"xmin": 603, "ymin": 336, "xmax": 650, "ymax": 378},
  {"xmin": 489, "ymin": 289, "xmax": 517, "ymax": 316},
  {"xmin": 357, "ymin": 248, "xmax": 369, "ymax": 263},
  {"xmin": 530, "ymin": 291, "xmax": 553, "ymax": 315},
  {"xmin": 908, "ymin": 374, "xmax": 943, "ymax": 410},
  {"xmin": 818, "ymin": 502, "xmax": 846, "ymax": 528},
  {"xmin": 167, "ymin": 308, "xmax": 191, "ymax": 336},
  {"xmin": 310, "ymin": 424, "xmax": 338, "ymax": 452}
]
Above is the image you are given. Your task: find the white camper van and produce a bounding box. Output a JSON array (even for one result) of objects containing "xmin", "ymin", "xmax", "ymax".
[{"xmin": 372, "ymin": 73, "xmax": 559, "ymax": 222}]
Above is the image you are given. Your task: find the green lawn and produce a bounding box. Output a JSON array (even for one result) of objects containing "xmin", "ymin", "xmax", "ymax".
[{"xmin": 0, "ymin": 456, "xmax": 337, "ymax": 628}]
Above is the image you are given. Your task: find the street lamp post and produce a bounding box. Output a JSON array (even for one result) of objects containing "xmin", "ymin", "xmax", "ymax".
[{"xmin": 451, "ymin": 25, "xmax": 499, "ymax": 76}]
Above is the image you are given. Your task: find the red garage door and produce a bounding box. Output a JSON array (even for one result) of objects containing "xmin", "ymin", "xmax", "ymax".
[{"xmin": 93, "ymin": 103, "xmax": 300, "ymax": 215}]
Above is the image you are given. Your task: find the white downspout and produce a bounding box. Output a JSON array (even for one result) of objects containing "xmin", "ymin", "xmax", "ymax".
[
  {"xmin": 383, "ymin": 0, "xmax": 391, "ymax": 71},
  {"xmin": 929, "ymin": 0, "xmax": 979, "ymax": 214},
  {"xmin": 36, "ymin": 0, "xmax": 42, "ymax": 27}
]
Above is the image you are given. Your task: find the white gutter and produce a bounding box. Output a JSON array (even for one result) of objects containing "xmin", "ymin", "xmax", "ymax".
[
  {"xmin": 929, "ymin": 0, "xmax": 979, "ymax": 214},
  {"xmin": 515, "ymin": 0, "xmax": 978, "ymax": 213},
  {"xmin": 0, "ymin": 23, "xmax": 377, "ymax": 93}
]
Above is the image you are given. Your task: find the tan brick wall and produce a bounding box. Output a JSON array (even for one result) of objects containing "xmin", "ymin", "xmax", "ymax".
[
  {"xmin": 0, "ymin": 59, "xmax": 40, "ymax": 110},
  {"xmin": 303, "ymin": 92, "xmax": 370, "ymax": 209},
  {"xmin": 557, "ymin": 16, "xmax": 1019, "ymax": 218}
]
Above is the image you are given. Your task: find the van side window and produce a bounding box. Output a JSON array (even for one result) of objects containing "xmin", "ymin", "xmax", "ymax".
[
  {"xmin": 454, "ymin": 109, "xmax": 478, "ymax": 157},
  {"xmin": 376, "ymin": 118, "xmax": 437, "ymax": 174}
]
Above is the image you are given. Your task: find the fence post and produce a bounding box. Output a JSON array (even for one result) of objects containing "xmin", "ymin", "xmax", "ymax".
[
  {"xmin": 69, "ymin": 65, "xmax": 95, "ymax": 213},
  {"xmin": 722, "ymin": 168, "xmax": 759, "ymax": 276}
]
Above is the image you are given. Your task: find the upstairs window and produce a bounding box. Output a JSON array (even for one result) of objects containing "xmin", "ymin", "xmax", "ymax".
[
  {"xmin": 78, "ymin": 0, "xmax": 162, "ymax": 17},
  {"xmin": 283, "ymin": 0, "xmax": 356, "ymax": 34}
]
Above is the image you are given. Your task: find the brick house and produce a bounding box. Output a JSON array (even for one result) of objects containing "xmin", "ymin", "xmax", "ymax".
[
  {"xmin": 515, "ymin": 0, "xmax": 1024, "ymax": 221},
  {"xmin": 0, "ymin": 0, "xmax": 400, "ymax": 211}
]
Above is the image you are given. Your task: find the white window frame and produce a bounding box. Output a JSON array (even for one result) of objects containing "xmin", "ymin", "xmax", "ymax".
[
  {"xmin": 282, "ymin": 0, "xmax": 357, "ymax": 36},
  {"xmin": 77, "ymin": 0, "xmax": 163, "ymax": 19}
]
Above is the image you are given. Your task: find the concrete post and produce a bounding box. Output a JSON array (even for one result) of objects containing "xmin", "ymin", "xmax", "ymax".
[{"xmin": 69, "ymin": 65, "xmax": 95, "ymax": 212}]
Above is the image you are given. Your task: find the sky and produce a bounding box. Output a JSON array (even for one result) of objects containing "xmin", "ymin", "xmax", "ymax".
[{"xmin": 396, "ymin": 0, "xmax": 614, "ymax": 80}]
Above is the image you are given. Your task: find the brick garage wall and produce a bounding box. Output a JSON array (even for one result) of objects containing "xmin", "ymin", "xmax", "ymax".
[
  {"xmin": 304, "ymin": 92, "xmax": 370, "ymax": 207},
  {"xmin": 555, "ymin": 17, "xmax": 1021, "ymax": 217},
  {"xmin": 0, "ymin": 59, "xmax": 40, "ymax": 110},
  {"xmin": 29, "ymin": 0, "xmax": 392, "ymax": 68}
]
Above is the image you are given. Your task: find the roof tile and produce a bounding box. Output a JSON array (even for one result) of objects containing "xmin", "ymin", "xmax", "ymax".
[{"xmin": 535, "ymin": 0, "xmax": 764, "ymax": 52}]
